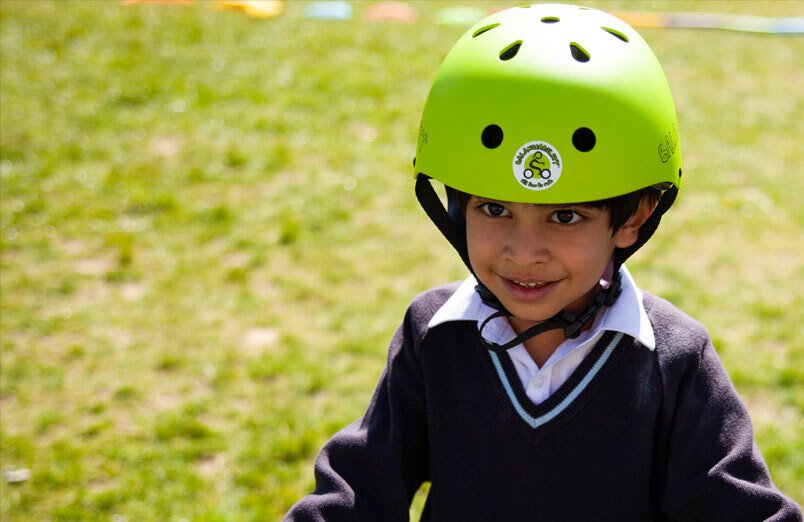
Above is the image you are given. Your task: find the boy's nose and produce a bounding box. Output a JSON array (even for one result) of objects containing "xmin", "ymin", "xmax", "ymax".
[{"xmin": 503, "ymin": 224, "xmax": 551, "ymax": 266}]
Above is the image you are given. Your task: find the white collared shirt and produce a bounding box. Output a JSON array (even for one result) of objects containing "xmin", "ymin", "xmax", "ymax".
[{"xmin": 428, "ymin": 266, "xmax": 655, "ymax": 406}]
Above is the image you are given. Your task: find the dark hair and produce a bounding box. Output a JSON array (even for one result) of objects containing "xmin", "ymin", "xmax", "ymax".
[{"xmin": 452, "ymin": 186, "xmax": 661, "ymax": 234}]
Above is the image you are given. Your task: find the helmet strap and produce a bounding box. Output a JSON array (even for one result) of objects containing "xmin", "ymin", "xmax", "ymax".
[
  {"xmin": 415, "ymin": 174, "xmax": 471, "ymax": 270},
  {"xmin": 477, "ymin": 269, "xmax": 622, "ymax": 352},
  {"xmin": 613, "ymin": 185, "xmax": 678, "ymax": 269}
]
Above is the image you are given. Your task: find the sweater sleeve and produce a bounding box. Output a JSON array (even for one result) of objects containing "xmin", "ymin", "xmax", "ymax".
[
  {"xmin": 284, "ymin": 305, "xmax": 430, "ymax": 521},
  {"xmin": 654, "ymin": 314, "xmax": 802, "ymax": 520}
]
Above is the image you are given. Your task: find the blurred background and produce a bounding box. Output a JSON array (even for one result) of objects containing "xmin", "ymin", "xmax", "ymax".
[{"xmin": 1, "ymin": 0, "xmax": 802, "ymax": 519}]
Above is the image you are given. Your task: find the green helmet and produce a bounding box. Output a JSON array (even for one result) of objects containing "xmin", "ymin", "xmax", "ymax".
[
  {"xmin": 413, "ymin": 4, "xmax": 684, "ymax": 342},
  {"xmin": 415, "ymin": 3, "xmax": 682, "ymax": 203}
]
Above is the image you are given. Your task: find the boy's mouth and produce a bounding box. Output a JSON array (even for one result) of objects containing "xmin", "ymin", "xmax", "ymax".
[
  {"xmin": 501, "ymin": 277, "xmax": 559, "ymax": 301},
  {"xmin": 512, "ymin": 280, "xmax": 546, "ymax": 288},
  {"xmin": 498, "ymin": 274, "xmax": 559, "ymax": 303}
]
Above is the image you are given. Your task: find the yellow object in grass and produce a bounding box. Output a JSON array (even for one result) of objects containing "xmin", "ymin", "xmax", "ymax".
[{"xmin": 215, "ymin": 0, "xmax": 284, "ymax": 19}]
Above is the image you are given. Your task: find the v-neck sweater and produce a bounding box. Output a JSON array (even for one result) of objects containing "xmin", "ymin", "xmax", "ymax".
[
  {"xmin": 428, "ymin": 267, "xmax": 655, "ymax": 406},
  {"xmin": 285, "ymin": 283, "xmax": 802, "ymax": 521}
]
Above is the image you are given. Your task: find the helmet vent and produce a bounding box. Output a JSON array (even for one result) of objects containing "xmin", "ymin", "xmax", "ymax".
[
  {"xmin": 473, "ymin": 23, "xmax": 500, "ymax": 38},
  {"xmin": 541, "ymin": 16, "xmax": 560, "ymax": 23},
  {"xmin": 481, "ymin": 125, "xmax": 504, "ymax": 149},
  {"xmin": 569, "ymin": 42, "xmax": 590, "ymax": 63},
  {"xmin": 572, "ymin": 127, "xmax": 596, "ymax": 152},
  {"xmin": 499, "ymin": 41, "xmax": 522, "ymax": 61},
  {"xmin": 602, "ymin": 27, "xmax": 629, "ymax": 42}
]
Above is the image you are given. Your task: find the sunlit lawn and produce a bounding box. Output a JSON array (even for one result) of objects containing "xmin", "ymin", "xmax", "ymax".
[{"xmin": 1, "ymin": 1, "xmax": 802, "ymax": 519}]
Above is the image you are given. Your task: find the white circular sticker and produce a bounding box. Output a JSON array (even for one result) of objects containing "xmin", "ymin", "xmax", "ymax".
[{"xmin": 512, "ymin": 141, "xmax": 563, "ymax": 191}]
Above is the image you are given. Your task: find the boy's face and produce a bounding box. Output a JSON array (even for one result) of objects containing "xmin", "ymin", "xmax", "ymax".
[{"xmin": 465, "ymin": 196, "xmax": 651, "ymax": 334}]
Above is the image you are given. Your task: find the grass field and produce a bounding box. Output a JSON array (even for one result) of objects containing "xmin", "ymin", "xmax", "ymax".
[{"xmin": 1, "ymin": 0, "xmax": 802, "ymax": 519}]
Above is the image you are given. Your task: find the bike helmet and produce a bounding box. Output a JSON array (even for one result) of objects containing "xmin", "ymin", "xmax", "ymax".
[{"xmin": 414, "ymin": 3, "xmax": 683, "ymax": 346}]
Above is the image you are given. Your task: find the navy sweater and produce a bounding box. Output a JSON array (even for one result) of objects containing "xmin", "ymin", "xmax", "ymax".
[{"xmin": 286, "ymin": 284, "xmax": 802, "ymax": 521}]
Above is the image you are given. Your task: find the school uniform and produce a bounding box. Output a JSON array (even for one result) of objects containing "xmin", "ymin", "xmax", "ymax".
[{"xmin": 285, "ymin": 268, "xmax": 802, "ymax": 521}]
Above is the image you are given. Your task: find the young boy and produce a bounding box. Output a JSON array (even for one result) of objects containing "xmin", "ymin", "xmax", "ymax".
[{"xmin": 286, "ymin": 4, "xmax": 802, "ymax": 520}]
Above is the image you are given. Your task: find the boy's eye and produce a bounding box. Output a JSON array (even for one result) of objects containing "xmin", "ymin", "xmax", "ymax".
[
  {"xmin": 481, "ymin": 202, "xmax": 510, "ymax": 217},
  {"xmin": 552, "ymin": 210, "xmax": 582, "ymax": 224}
]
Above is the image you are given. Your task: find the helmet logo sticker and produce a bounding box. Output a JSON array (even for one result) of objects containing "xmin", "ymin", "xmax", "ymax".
[{"xmin": 512, "ymin": 141, "xmax": 562, "ymax": 191}]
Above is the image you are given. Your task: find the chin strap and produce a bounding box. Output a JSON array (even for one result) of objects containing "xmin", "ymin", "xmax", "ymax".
[{"xmin": 476, "ymin": 269, "xmax": 622, "ymax": 352}]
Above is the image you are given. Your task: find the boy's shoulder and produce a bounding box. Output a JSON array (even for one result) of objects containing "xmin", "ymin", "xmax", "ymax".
[
  {"xmin": 641, "ymin": 291, "xmax": 712, "ymax": 364},
  {"xmin": 393, "ymin": 282, "xmax": 463, "ymax": 356},
  {"xmin": 407, "ymin": 281, "xmax": 462, "ymax": 326}
]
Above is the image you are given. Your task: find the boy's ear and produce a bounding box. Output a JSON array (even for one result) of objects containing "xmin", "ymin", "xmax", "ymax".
[{"xmin": 614, "ymin": 198, "xmax": 657, "ymax": 249}]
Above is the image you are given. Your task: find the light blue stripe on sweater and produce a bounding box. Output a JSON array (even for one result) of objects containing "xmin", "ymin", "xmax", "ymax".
[{"xmin": 488, "ymin": 332, "xmax": 624, "ymax": 429}]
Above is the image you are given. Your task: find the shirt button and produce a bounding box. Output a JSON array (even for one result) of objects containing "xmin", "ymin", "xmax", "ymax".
[{"xmin": 533, "ymin": 375, "xmax": 545, "ymax": 388}]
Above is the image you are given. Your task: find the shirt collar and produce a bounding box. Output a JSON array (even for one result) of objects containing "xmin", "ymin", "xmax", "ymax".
[{"xmin": 427, "ymin": 265, "xmax": 655, "ymax": 351}]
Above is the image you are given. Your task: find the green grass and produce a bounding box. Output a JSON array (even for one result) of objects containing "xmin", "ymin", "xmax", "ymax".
[{"xmin": 1, "ymin": 0, "xmax": 802, "ymax": 519}]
